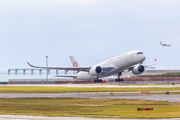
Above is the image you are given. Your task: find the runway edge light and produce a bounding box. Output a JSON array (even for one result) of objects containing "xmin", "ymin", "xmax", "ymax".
[{"xmin": 137, "ymin": 108, "xmax": 154, "ymax": 111}]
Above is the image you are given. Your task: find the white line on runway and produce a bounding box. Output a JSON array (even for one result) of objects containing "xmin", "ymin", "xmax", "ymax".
[{"xmin": 0, "ymin": 115, "xmax": 179, "ymax": 120}]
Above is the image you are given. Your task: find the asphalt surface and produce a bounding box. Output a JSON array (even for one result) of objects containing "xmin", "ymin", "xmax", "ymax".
[{"xmin": 0, "ymin": 93, "xmax": 180, "ymax": 102}]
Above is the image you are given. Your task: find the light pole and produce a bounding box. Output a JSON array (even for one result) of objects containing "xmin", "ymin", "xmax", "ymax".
[{"xmin": 46, "ymin": 56, "xmax": 48, "ymax": 82}]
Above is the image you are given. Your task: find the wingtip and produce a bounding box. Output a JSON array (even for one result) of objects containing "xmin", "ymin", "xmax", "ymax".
[
  {"xmin": 27, "ymin": 62, "xmax": 32, "ymax": 67},
  {"xmin": 154, "ymin": 59, "xmax": 157, "ymax": 63}
]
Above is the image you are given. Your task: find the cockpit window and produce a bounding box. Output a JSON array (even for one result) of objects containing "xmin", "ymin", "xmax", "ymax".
[{"xmin": 137, "ymin": 52, "xmax": 143, "ymax": 55}]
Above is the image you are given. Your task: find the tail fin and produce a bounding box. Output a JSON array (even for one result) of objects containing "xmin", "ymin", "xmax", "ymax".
[
  {"xmin": 69, "ymin": 56, "xmax": 79, "ymax": 67},
  {"xmin": 160, "ymin": 41, "xmax": 163, "ymax": 45}
]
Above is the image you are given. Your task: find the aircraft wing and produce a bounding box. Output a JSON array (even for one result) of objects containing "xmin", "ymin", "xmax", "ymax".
[
  {"xmin": 27, "ymin": 62, "xmax": 91, "ymax": 72},
  {"xmin": 125, "ymin": 59, "xmax": 157, "ymax": 71},
  {"xmin": 143, "ymin": 59, "xmax": 158, "ymax": 67}
]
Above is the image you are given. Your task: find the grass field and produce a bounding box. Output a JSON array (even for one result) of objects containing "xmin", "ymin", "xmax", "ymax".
[
  {"xmin": 0, "ymin": 86, "xmax": 180, "ymax": 93},
  {"xmin": 0, "ymin": 98, "xmax": 180, "ymax": 118}
]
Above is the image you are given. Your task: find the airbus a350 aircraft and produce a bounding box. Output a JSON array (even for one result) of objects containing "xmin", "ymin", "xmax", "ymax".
[
  {"xmin": 160, "ymin": 41, "xmax": 171, "ymax": 47},
  {"xmin": 27, "ymin": 50, "xmax": 157, "ymax": 83}
]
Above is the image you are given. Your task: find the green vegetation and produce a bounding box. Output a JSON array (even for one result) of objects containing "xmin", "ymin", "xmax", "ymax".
[
  {"xmin": 0, "ymin": 98, "xmax": 180, "ymax": 118},
  {"xmin": 0, "ymin": 86, "xmax": 180, "ymax": 93},
  {"xmin": 139, "ymin": 72, "xmax": 180, "ymax": 77}
]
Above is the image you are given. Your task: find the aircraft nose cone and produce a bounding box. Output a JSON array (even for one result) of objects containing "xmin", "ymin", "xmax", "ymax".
[
  {"xmin": 143, "ymin": 55, "xmax": 146, "ymax": 61},
  {"xmin": 144, "ymin": 56, "xmax": 146, "ymax": 60}
]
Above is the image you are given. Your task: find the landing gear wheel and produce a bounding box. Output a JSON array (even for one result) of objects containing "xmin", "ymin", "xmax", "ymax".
[
  {"xmin": 95, "ymin": 75, "xmax": 100, "ymax": 83},
  {"xmin": 115, "ymin": 72, "xmax": 123, "ymax": 82},
  {"xmin": 115, "ymin": 78, "xmax": 124, "ymax": 82},
  {"xmin": 97, "ymin": 79, "xmax": 99, "ymax": 82},
  {"xmin": 94, "ymin": 78, "xmax": 102, "ymax": 83},
  {"xmin": 94, "ymin": 79, "xmax": 97, "ymax": 83}
]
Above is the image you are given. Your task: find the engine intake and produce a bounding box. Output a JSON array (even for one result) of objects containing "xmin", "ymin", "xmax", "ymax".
[
  {"xmin": 89, "ymin": 66, "xmax": 103, "ymax": 76},
  {"xmin": 96, "ymin": 66, "xmax": 102, "ymax": 74},
  {"xmin": 132, "ymin": 65, "xmax": 145, "ymax": 75}
]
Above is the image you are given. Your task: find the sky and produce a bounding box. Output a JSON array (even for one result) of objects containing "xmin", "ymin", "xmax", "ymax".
[{"xmin": 0, "ymin": 0, "xmax": 180, "ymax": 70}]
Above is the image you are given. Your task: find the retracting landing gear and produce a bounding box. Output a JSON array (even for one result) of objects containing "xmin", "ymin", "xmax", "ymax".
[
  {"xmin": 115, "ymin": 72, "xmax": 123, "ymax": 82},
  {"xmin": 94, "ymin": 76, "xmax": 102, "ymax": 83}
]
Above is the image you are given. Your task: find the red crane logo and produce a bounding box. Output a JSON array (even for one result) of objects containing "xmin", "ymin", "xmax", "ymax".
[{"xmin": 73, "ymin": 62, "xmax": 78, "ymax": 67}]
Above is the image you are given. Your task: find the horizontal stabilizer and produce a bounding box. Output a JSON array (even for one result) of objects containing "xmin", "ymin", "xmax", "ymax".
[
  {"xmin": 54, "ymin": 75, "xmax": 77, "ymax": 78},
  {"xmin": 144, "ymin": 59, "xmax": 158, "ymax": 67}
]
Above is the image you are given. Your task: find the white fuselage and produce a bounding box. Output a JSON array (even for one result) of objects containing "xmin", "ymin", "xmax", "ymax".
[
  {"xmin": 76, "ymin": 50, "xmax": 146, "ymax": 80},
  {"xmin": 160, "ymin": 42, "xmax": 171, "ymax": 47},
  {"xmin": 162, "ymin": 44, "xmax": 170, "ymax": 47}
]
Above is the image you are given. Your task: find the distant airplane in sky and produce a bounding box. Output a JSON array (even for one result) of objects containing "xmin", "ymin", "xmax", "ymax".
[
  {"xmin": 27, "ymin": 50, "xmax": 157, "ymax": 83},
  {"xmin": 160, "ymin": 41, "xmax": 171, "ymax": 47}
]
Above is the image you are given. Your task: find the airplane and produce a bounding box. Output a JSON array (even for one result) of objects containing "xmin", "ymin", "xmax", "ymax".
[
  {"xmin": 160, "ymin": 41, "xmax": 171, "ymax": 47},
  {"xmin": 27, "ymin": 50, "xmax": 157, "ymax": 83}
]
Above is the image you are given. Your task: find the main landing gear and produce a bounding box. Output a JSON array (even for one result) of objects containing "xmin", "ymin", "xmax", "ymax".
[
  {"xmin": 94, "ymin": 75, "xmax": 102, "ymax": 83},
  {"xmin": 94, "ymin": 79, "xmax": 102, "ymax": 83},
  {"xmin": 115, "ymin": 78, "xmax": 123, "ymax": 82},
  {"xmin": 115, "ymin": 72, "xmax": 123, "ymax": 82}
]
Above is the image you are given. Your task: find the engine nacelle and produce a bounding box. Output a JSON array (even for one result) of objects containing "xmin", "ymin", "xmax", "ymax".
[
  {"xmin": 132, "ymin": 65, "xmax": 145, "ymax": 75},
  {"xmin": 89, "ymin": 66, "xmax": 103, "ymax": 76}
]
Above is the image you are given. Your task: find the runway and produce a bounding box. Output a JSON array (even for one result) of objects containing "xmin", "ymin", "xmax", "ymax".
[
  {"xmin": 0, "ymin": 92, "xmax": 180, "ymax": 102},
  {"xmin": 0, "ymin": 85, "xmax": 180, "ymax": 119}
]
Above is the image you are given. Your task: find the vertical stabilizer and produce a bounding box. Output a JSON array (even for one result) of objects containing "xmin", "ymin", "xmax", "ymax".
[
  {"xmin": 69, "ymin": 56, "xmax": 79, "ymax": 67},
  {"xmin": 160, "ymin": 41, "xmax": 163, "ymax": 45}
]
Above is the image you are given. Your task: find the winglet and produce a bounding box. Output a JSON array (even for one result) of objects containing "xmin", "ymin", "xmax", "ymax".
[
  {"xmin": 154, "ymin": 59, "xmax": 157, "ymax": 64},
  {"xmin": 27, "ymin": 62, "xmax": 32, "ymax": 67},
  {"xmin": 27, "ymin": 62, "xmax": 38, "ymax": 68}
]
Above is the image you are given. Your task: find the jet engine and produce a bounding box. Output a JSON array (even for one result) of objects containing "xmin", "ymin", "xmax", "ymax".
[
  {"xmin": 132, "ymin": 65, "xmax": 145, "ymax": 75},
  {"xmin": 89, "ymin": 66, "xmax": 103, "ymax": 76}
]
